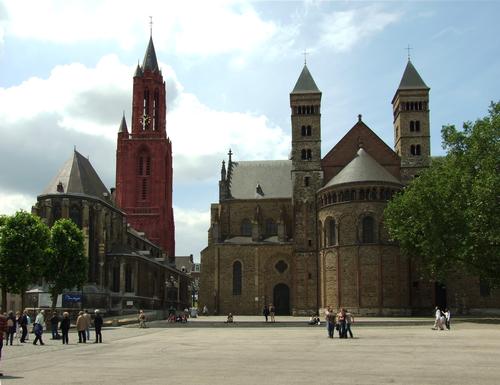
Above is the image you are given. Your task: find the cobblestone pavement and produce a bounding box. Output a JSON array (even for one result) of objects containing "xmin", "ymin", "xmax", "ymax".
[{"xmin": 2, "ymin": 320, "xmax": 500, "ymax": 385}]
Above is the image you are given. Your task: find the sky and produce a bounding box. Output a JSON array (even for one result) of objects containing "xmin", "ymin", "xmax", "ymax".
[{"xmin": 1, "ymin": 1, "xmax": 499, "ymax": 261}]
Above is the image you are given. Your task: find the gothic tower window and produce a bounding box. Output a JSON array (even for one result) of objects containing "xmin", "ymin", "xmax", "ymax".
[
  {"xmin": 301, "ymin": 149, "xmax": 307, "ymax": 160},
  {"xmin": 362, "ymin": 216, "xmax": 374, "ymax": 243},
  {"xmin": 153, "ymin": 89, "xmax": 160, "ymax": 131},
  {"xmin": 232, "ymin": 261, "xmax": 242, "ymax": 295},
  {"xmin": 143, "ymin": 88, "xmax": 150, "ymax": 129},
  {"xmin": 141, "ymin": 178, "xmax": 147, "ymax": 200},
  {"xmin": 415, "ymin": 121, "xmax": 421, "ymax": 132},
  {"xmin": 304, "ymin": 176, "xmax": 310, "ymax": 187},
  {"xmin": 306, "ymin": 125, "xmax": 312, "ymax": 136},
  {"xmin": 410, "ymin": 121, "xmax": 415, "ymax": 132},
  {"xmin": 301, "ymin": 125, "xmax": 306, "ymax": 136},
  {"xmin": 241, "ymin": 218, "xmax": 252, "ymax": 236},
  {"xmin": 306, "ymin": 149, "xmax": 312, "ymax": 160}
]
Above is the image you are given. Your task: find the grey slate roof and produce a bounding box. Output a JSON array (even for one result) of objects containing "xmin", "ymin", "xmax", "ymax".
[
  {"xmin": 142, "ymin": 36, "xmax": 159, "ymax": 72},
  {"xmin": 118, "ymin": 114, "xmax": 128, "ymax": 133},
  {"xmin": 291, "ymin": 64, "xmax": 320, "ymax": 94},
  {"xmin": 229, "ymin": 160, "xmax": 292, "ymax": 199},
  {"xmin": 43, "ymin": 150, "xmax": 110, "ymax": 198},
  {"xmin": 322, "ymin": 148, "xmax": 401, "ymax": 189},
  {"xmin": 398, "ymin": 60, "xmax": 429, "ymax": 90},
  {"xmin": 134, "ymin": 63, "xmax": 143, "ymax": 77}
]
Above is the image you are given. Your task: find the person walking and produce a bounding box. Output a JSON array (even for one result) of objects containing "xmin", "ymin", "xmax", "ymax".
[
  {"xmin": 60, "ymin": 312, "xmax": 70, "ymax": 345},
  {"xmin": 83, "ymin": 309, "xmax": 91, "ymax": 341},
  {"xmin": 345, "ymin": 309, "xmax": 354, "ymax": 338},
  {"xmin": 0, "ymin": 309, "xmax": 9, "ymax": 376},
  {"xmin": 76, "ymin": 311, "xmax": 87, "ymax": 343},
  {"xmin": 33, "ymin": 309, "xmax": 45, "ymax": 345},
  {"xmin": 269, "ymin": 304, "xmax": 276, "ymax": 323},
  {"xmin": 94, "ymin": 309, "xmax": 103, "ymax": 343},
  {"xmin": 50, "ymin": 311, "xmax": 60, "ymax": 340},
  {"xmin": 138, "ymin": 310, "xmax": 147, "ymax": 328},
  {"xmin": 444, "ymin": 308, "xmax": 451, "ymax": 330},
  {"xmin": 432, "ymin": 307, "xmax": 442, "ymax": 330},
  {"xmin": 263, "ymin": 305, "xmax": 270, "ymax": 322},
  {"xmin": 337, "ymin": 308, "xmax": 347, "ymax": 338},
  {"xmin": 5, "ymin": 311, "xmax": 16, "ymax": 346},
  {"xmin": 325, "ymin": 307, "xmax": 335, "ymax": 338}
]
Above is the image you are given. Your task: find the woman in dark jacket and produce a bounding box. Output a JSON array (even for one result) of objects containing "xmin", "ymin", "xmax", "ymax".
[
  {"xmin": 94, "ymin": 309, "xmax": 103, "ymax": 343},
  {"xmin": 60, "ymin": 312, "xmax": 71, "ymax": 345}
]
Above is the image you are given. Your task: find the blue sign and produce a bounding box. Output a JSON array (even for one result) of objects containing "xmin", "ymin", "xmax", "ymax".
[{"xmin": 63, "ymin": 294, "xmax": 82, "ymax": 303}]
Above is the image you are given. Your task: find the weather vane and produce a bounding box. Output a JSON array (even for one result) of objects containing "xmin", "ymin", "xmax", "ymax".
[{"xmin": 406, "ymin": 44, "xmax": 412, "ymax": 61}]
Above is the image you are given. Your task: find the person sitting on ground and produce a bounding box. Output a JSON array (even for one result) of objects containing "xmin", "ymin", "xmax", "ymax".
[{"xmin": 225, "ymin": 313, "xmax": 234, "ymax": 323}]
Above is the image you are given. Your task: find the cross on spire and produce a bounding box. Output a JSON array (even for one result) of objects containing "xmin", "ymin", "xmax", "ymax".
[
  {"xmin": 149, "ymin": 16, "xmax": 153, "ymax": 37},
  {"xmin": 303, "ymin": 49, "xmax": 309, "ymax": 65},
  {"xmin": 406, "ymin": 44, "xmax": 412, "ymax": 61}
]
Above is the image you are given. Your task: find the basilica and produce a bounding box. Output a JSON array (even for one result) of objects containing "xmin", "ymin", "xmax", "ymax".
[{"xmin": 199, "ymin": 60, "xmax": 500, "ymax": 316}]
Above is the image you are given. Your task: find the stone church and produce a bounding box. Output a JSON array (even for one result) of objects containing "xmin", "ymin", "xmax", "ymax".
[
  {"xmin": 199, "ymin": 60, "xmax": 500, "ymax": 316},
  {"xmin": 31, "ymin": 36, "xmax": 189, "ymax": 314}
]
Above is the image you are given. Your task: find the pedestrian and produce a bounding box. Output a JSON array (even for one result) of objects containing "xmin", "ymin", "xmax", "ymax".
[
  {"xmin": 25, "ymin": 311, "xmax": 31, "ymax": 341},
  {"xmin": 345, "ymin": 309, "xmax": 354, "ymax": 338},
  {"xmin": 5, "ymin": 311, "xmax": 16, "ymax": 346},
  {"xmin": 432, "ymin": 307, "xmax": 442, "ymax": 330},
  {"xmin": 60, "ymin": 312, "xmax": 70, "ymax": 345},
  {"xmin": 76, "ymin": 311, "xmax": 87, "ymax": 343},
  {"xmin": 444, "ymin": 308, "xmax": 451, "ymax": 330},
  {"xmin": 50, "ymin": 311, "xmax": 60, "ymax": 340},
  {"xmin": 15, "ymin": 311, "xmax": 22, "ymax": 344},
  {"xmin": 269, "ymin": 304, "xmax": 276, "ymax": 323},
  {"xmin": 33, "ymin": 309, "xmax": 45, "ymax": 345},
  {"xmin": 202, "ymin": 305, "xmax": 208, "ymax": 316},
  {"xmin": 337, "ymin": 308, "xmax": 347, "ymax": 338},
  {"xmin": 83, "ymin": 309, "xmax": 91, "ymax": 341},
  {"xmin": 138, "ymin": 310, "xmax": 147, "ymax": 328},
  {"xmin": 325, "ymin": 306, "xmax": 335, "ymax": 338},
  {"xmin": 94, "ymin": 309, "xmax": 103, "ymax": 343},
  {"xmin": 19, "ymin": 310, "xmax": 28, "ymax": 343},
  {"xmin": 263, "ymin": 304, "xmax": 270, "ymax": 322},
  {"xmin": 0, "ymin": 309, "xmax": 9, "ymax": 376}
]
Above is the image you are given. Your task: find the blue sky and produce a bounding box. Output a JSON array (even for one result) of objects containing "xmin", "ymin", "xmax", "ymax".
[{"xmin": 1, "ymin": 1, "xmax": 499, "ymax": 260}]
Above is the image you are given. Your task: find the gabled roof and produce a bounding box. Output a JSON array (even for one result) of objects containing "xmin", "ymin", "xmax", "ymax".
[
  {"xmin": 142, "ymin": 36, "xmax": 159, "ymax": 72},
  {"xmin": 43, "ymin": 150, "xmax": 109, "ymax": 198},
  {"xmin": 322, "ymin": 148, "xmax": 402, "ymax": 189},
  {"xmin": 291, "ymin": 64, "xmax": 320, "ymax": 94},
  {"xmin": 398, "ymin": 60, "xmax": 429, "ymax": 90},
  {"xmin": 229, "ymin": 160, "xmax": 292, "ymax": 199}
]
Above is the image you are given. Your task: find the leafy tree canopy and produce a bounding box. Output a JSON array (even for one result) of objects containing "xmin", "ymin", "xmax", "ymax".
[
  {"xmin": 385, "ymin": 101, "xmax": 500, "ymax": 285},
  {"xmin": 46, "ymin": 218, "xmax": 87, "ymax": 307}
]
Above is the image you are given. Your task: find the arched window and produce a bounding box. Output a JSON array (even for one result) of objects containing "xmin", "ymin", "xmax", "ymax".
[
  {"xmin": 306, "ymin": 125, "xmax": 312, "ymax": 136},
  {"xmin": 232, "ymin": 261, "xmax": 242, "ymax": 295},
  {"xmin": 418, "ymin": 101, "xmax": 422, "ymax": 110},
  {"xmin": 306, "ymin": 149, "xmax": 312, "ymax": 160},
  {"xmin": 265, "ymin": 218, "xmax": 277, "ymax": 236},
  {"xmin": 416, "ymin": 144, "xmax": 421, "ymax": 155},
  {"xmin": 69, "ymin": 205, "xmax": 82, "ymax": 228},
  {"xmin": 301, "ymin": 125, "xmax": 306, "ymax": 136},
  {"xmin": 328, "ymin": 219, "xmax": 336, "ymax": 246},
  {"xmin": 410, "ymin": 121, "xmax": 415, "ymax": 132},
  {"xmin": 362, "ymin": 216, "xmax": 374, "ymax": 243},
  {"xmin": 138, "ymin": 152, "xmax": 151, "ymax": 176},
  {"xmin": 410, "ymin": 145, "xmax": 416, "ymax": 155},
  {"xmin": 141, "ymin": 178, "xmax": 147, "ymax": 200},
  {"xmin": 125, "ymin": 264, "xmax": 133, "ymax": 292},
  {"xmin": 415, "ymin": 121, "xmax": 421, "ymax": 132},
  {"xmin": 301, "ymin": 149, "xmax": 307, "ymax": 160},
  {"xmin": 241, "ymin": 218, "xmax": 252, "ymax": 236}
]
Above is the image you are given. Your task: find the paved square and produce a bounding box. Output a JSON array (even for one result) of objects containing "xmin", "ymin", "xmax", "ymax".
[{"xmin": 2, "ymin": 320, "xmax": 500, "ymax": 385}]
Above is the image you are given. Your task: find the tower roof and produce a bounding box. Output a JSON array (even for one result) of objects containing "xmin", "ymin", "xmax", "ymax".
[
  {"xmin": 142, "ymin": 36, "xmax": 159, "ymax": 72},
  {"xmin": 118, "ymin": 113, "xmax": 128, "ymax": 133},
  {"xmin": 398, "ymin": 60, "xmax": 429, "ymax": 90},
  {"xmin": 322, "ymin": 148, "xmax": 401, "ymax": 189},
  {"xmin": 291, "ymin": 64, "xmax": 320, "ymax": 94},
  {"xmin": 134, "ymin": 63, "xmax": 143, "ymax": 77},
  {"xmin": 43, "ymin": 150, "xmax": 109, "ymax": 198}
]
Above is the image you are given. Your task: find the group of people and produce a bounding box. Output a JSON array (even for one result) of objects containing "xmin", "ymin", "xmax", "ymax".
[
  {"xmin": 325, "ymin": 307, "xmax": 354, "ymax": 339},
  {"xmin": 262, "ymin": 304, "xmax": 276, "ymax": 322},
  {"xmin": 432, "ymin": 307, "xmax": 451, "ymax": 330}
]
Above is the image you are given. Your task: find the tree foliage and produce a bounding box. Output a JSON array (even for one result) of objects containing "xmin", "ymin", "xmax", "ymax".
[
  {"xmin": 0, "ymin": 211, "xmax": 51, "ymax": 307},
  {"xmin": 385, "ymin": 102, "xmax": 500, "ymax": 285},
  {"xmin": 46, "ymin": 218, "xmax": 87, "ymax": 308}
]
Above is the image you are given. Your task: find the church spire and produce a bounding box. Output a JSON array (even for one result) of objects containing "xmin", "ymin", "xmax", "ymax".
[
  {"xmin": 118, "ymin": 112, "xmax": 128, "ymax": 134},
  {"xmin": 142, "ymin": 36, "xmax": 159, "ymax": 72},
  {"xmin": 291, "ymin": 64, "xmax": 320, "ymax": 94},
  {"xmin": 397, "ymin": 60, "xmax": 429, "ymax": 90}
]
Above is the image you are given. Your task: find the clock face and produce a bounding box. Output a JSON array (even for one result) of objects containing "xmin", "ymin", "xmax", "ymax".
[{"xmin": 140, "ymin": 114, "xmax": 151, "ymax": 129}]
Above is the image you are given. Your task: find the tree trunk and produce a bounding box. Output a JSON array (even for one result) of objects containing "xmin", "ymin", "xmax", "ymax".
[
  {"xmin": 51, "ymin": 290, "xmax": 58, "ymax": 312},
  {"xmin": 1, "ymin": 285, "xmax": 7, "ymax": 312}
]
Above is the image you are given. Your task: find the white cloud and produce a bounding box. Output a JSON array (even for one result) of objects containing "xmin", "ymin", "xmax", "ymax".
[
  {"xmin": 1, "ymin": 0, "xmax": 278, "ymax": 56},
  {"xmin": 0, "ymin": 191, "xmax": 34, "ymax": 215},
  {"xmin": 319, "ymin": 5, "xmax": 401, "ymax": 52},
  {"xmin": 173, "ymin": 206, "xmax": 210, "ymax": 258}
]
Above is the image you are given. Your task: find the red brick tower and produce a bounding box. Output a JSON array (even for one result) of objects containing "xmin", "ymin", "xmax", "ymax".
[{"xmin": 115, "ymin": 35, "xmax": 175, "ymax": 260}]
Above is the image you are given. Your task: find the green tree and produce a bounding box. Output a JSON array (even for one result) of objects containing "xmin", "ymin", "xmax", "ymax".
[
  {"xmin": 0, "ymin": 211, "xmax": 51, "ymax": 309},
  {"xmin": 46, "ymin": 218, "xmax": 87, "ymax": 309},
  {"xmin": 385, "ymin": 101, "xmax": 500, "ymax": 285}
]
